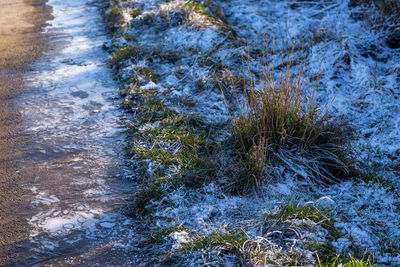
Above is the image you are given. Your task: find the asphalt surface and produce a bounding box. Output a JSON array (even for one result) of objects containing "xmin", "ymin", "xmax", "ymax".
[{"xmin": 0, "ymin": 0, "xmax": 52, "ymax": 264}]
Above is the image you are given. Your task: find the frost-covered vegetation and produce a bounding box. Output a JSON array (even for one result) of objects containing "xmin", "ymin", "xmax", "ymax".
[{"xmin": 103, "ymin": 0, "xmax": 400, "ymax": 265}]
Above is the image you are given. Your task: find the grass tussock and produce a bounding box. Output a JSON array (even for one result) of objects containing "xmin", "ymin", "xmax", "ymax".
[{"xmin": 223, "ymin": 45, "xmax": 353, "ymax": 189}]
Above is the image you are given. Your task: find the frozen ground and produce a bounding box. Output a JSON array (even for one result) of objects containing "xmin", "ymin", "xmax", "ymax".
[{"xmin": 105, "ymin": 0, "xmax": 400, "ymax": 265}]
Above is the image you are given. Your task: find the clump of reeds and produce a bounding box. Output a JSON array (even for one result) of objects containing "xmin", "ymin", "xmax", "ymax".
[{"xmin": 223, "ymin": 44, "xmax": 353, "ymax": 189}]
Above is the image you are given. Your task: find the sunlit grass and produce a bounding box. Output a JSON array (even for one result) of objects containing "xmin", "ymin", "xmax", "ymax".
[
  {"xmin": 222, "ymin": 44, "xmax": 353, "ymax": 190},
  {"xmin": 316, "ymin": 254, "xmax": 377, "ymax": 267}
]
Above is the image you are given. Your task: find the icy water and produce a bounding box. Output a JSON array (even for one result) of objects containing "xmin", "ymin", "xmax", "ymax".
[{"xmin": 8, "ymin": 0, "xmax": 147, "ymax": 265}]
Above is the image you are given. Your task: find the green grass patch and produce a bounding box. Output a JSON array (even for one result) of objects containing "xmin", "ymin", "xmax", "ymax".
[
  {"xmin": 131, "ymin": 174, "xmax": 206, "ymax": 215},
  {"xmin": 266, "ymin": 200, "xmax": 339, "ymax": 239},
  {"xmin": 131, "ymin": 124, "xmax": 208, "ymax": 170},
  {"xmin": 130, "ymin": 8, "xmax": 141, "ymax": 18},
  {"xmin": 110, "ymin": 46, "xmax": 139, "ymax": 68},
  {"xmin": 316, "ymin": 254, "xmax": 377, "ymax": 267},
  {"xmin": 184, "ymin": 0, "xmax": 212, "ymax": 17},
  {"xmin": 182, "ymin": 0, "xmax": 231, "ymax": 32},
  {"xmin": 183, "ymin": 230, "xmax": 247, "ymax": 251},
  {"xmin": 131, "ymin": 144, "xmax": 180, "ymax": 165},
  {"xmin": 131, "ymin": 181, "xmax": 164, "ymax": 214},
  {"xmin": 308, "ymin": 242, "xmax": 338, "ymax": 264},
  {"xmin": 136, "ymin": 66, "xmax": 158, "ymax": 83},
  {"xmin": 122, "ymin": 88, "xmax": 173, "ymax": 124},
  {"xmin": 125, "ymin": 87, "xmax": 212, "ymax": 172}
]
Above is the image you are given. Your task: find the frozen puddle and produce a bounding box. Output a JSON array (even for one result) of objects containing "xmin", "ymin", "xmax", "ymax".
[{"xmin": 11, "ymin": 0, "xmax": 146, "ymax": 265}]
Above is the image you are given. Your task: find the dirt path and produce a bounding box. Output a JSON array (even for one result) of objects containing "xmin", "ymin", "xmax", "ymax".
[
  {"xmin": 0, "ymin": 0, "xmax": 153, "ymax": 265},
  {"xmin": 0, "ymin": 0, "xmax": 52, "ymax": 265}
]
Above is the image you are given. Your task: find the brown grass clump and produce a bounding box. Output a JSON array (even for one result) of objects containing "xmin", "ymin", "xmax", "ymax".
[{"xmin": 222, "ymin": 45, "xmax": 353, "ymax": 189}]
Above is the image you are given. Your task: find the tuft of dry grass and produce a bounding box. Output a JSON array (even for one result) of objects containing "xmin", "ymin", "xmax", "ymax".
[{"xmin": 222, "ymin": 44, "xmax": 353, "ymax": 188}]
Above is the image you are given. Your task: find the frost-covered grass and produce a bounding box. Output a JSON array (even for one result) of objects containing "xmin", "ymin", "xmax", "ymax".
[
  {"xmin": 225, "ymin": 48, "xmax": 353, "ymax": 189},
  {"xmin": 110, "ymin": 45, "xmax": 138, "ymax": 69},
  {"xmin": 103, "ymin": 0, "xmax": 400, "ymax": 265}
]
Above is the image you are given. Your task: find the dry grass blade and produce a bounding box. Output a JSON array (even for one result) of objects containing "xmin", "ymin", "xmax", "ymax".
[{"xmin": 222, "ymin": 41, "xmax": 353, "ymax": 189}]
